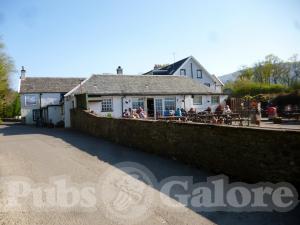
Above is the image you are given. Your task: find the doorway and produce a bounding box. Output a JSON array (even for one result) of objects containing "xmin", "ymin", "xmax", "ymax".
[{"xmin": 147, "ymin": 98, "xmax": 154, "ymax": 117}]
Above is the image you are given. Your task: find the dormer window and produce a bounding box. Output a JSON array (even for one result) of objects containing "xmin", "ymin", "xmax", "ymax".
[
  {"xmin": 180, "ymin": 69, "xmax": 186, "ymax": 76},
  {"xmin": 197, "ymin": 69, "xmax": 202, "ymax": 78}
]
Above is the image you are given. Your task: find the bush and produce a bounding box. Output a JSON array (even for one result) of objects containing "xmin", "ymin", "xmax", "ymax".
[{"xmin": 225, "ymin": 81, "xmax": 289, "ymax": 97}]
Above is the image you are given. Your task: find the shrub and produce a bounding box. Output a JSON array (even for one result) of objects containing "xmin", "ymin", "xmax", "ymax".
[{"xmin": 226, "ymin": 81, "xmax": 289, "ymax": 97}]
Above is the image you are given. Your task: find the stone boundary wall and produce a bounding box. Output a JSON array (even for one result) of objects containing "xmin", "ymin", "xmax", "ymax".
[{"xmin": 71, "ymin": 109, "xmax": 300, "ymax": 187}]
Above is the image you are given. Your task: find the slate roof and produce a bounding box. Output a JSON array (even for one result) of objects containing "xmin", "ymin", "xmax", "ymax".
[
  {"xmin": 143, "ymin": 57, "xmax": 189, "ymax": 75},
  {"xmin": 20, "ymin": 77, "xmax": 85, "ymax": 93},
  {"xmin": 67, "ymin": 75, "xmax": 213, "ymax": 96}
]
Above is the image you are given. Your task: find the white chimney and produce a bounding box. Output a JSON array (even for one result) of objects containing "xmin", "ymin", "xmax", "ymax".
[
  {"xmin": 117, "ymin": 66, "xmax": 123, "ymax": 75},
  {"xmin": 20, "ymin": 66, "xmax": 26, "ymax": 80}
]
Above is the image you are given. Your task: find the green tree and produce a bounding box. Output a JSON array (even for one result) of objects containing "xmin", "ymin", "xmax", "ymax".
[{"xmin": 0, "ymin": 39, "xmax": 15, "ymax": 119}]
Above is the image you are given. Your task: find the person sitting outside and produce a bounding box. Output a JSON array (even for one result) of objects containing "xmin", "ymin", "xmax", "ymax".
[
  {"xmin": 132, "ymin": 109, "xmax": 140, "ymax": 118},
  {"xmin": 223, "ymin": 105, "xmax": 232, "ymax": 114},
  {"xmin": 188, "ymin": 108, "xmax": 196, "ymax": 114},
  {"xmin": 123, "ymin": 109, "xmax": 130, "ymax": 118},
  {"xmin": 204, "ymin": 107, "xmax": 212, "ymax": 114},
  {"xmin": 215, "ymin": 104, "xmax": 223, "ymax": 115},
  {"xmin": 175, "ymin": 108, "xmax": 182, "ymax": 117},
  {"xmin": 138, "ymin": 107, "xmax": 147, "ymax": 119},
  {"xmin": 180, "ymin": 108, "xmax": 187, "ymax": 117}
]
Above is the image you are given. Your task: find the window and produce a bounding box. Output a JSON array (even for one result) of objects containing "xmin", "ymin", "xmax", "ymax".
[
  {"xmin": 32, "ymin": 109, "xmax": 40, "ymax": 121},
  {"xmin": 101, "ymin": 99, "xmax": 113, "ymax": 112},
  {"xmin": 180, "ymin": 69, "xmax": 186, "ymax": 76},
  {"xmin": 204, "ymin": 83, "xmax": 211, "ymax": 87},
  {"xmin": 25, "ymin": 95, "xmax": 37, "ymax": 106},
  {"xmin": 193, "ymin": 95, "xmax": 202, "ymax": 105},
  {"xmin": 197, "ymin": 69, "xmax": 202, "ymax": 78},
  {"xmin": 164, "ymin": 97, "xmax": 176, "ymax": 111},
  {"xmin": 211, "ymin": 96, "xmax": 220, "ymax": 105},
  {"xmin": 155, "ymin": 99, "xmax": 163, "ymax": 117},
  {"xmin": 132, "ymin": 98, "xmax": 144, "ymax": 110}
]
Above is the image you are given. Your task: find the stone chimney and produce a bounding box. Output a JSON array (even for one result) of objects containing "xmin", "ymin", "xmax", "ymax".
[
  {"xmin": 116, "ymin": 66, "xmax": 123, "ymax": 75},
  {"xmin": 20, "ymin": 66, "xmax": 26, "ymax": 80}
]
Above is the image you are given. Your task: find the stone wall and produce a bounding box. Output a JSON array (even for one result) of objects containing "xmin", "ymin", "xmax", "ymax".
[{"xmin": 71, "ymin": 109, "xmax": 300, "ymax": 187}]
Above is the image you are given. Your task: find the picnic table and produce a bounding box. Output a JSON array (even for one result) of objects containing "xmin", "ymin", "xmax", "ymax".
[{"xmin": 157, "ymin": 116, "xmax": 187, "ymax": 121}]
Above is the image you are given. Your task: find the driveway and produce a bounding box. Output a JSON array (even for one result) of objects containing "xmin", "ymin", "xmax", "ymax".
[{"xmin": 0, "ymin": 123, "xmax": 299, "ymax": 225}]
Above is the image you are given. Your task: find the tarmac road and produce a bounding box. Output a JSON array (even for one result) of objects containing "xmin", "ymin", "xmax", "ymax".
[{"xmin": 0, "ymin": 123, "xmax": 299, "ymax": 225}]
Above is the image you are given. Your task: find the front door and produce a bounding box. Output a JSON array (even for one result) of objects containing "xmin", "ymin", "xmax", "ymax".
[{"xmin": 147, "ymin": 98, "xmax": 154, "ymax": 117}]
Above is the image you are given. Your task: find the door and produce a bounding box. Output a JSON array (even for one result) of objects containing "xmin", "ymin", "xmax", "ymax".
[{"xmin": 147, "ymin": 98, "xmax": 154, "ymax": 117}]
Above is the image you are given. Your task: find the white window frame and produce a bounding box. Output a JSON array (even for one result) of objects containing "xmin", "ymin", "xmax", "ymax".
[
  {"xmin": 101, "ymin": 98, "xmax": 113, "ymax": 112},
  {"xmin": 180, "ymin": 69, "xmax": 186, "ymax": 76},
  {"xmin": 164, "ymin": 97, "xmax": 176, "ymax": 111},
  {"xmin": 211, "ymin": 96, "xmax": 220, "ymax": 105},
  {"xmin": 132, "ymin": 98, "xmax": 144, "ymax": 110},
  {"xmin": 193, "ymin": 95, "xmax": 202, "ymax": 105},
  {"xmin": 196, "ymin": 69, "xmax": 202, "ymax": 78},
  {"xmin": 25, "ymin": 94, "xmax": 37, "ymax": 106}
]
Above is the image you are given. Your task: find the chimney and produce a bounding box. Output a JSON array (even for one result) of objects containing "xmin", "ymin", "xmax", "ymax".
[
  {"xmin": 20, "ymin": 66, "xmax": 26, "ymax": 80},
  {"xmin": 117, "ymin": 66, "xmax": 123, "ymax": 75}
]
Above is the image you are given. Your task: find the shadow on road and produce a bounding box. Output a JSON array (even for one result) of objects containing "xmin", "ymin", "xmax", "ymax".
[{"xmin": 1, "ymin": 123, "xmax": 299, "ymax": 225}]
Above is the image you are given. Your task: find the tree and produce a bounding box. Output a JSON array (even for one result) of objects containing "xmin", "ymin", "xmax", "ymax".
[
  {"xmin": 0, "ymin": 41, "xmax": 13, "ymax": 96},
  {"xmin": 289, "ymin": 54, "xmax": 300, "ymax": 86},
  {"xmin": 0, "ymin": 39, "xmax": 16, "ymax": 119},
  {"xmin": 238, "ymin": 66, "xmax": 253, "ymax": 81}
]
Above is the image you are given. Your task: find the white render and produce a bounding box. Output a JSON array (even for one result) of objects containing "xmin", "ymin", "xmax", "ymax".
[
  {"xmin": 20, "ymin": 93, "xmax": 63, "ymax": 125},
  {"xmin": 63, "ymin": 94, "xmax": 227, "ymax": 126},
  {"xmin": 172, "ymin": 56, "xmax": 223, "ymax": 93}
]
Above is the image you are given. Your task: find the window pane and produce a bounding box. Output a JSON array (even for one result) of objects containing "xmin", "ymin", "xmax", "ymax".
[
  {"xmin": 197, "ymin": 70, "xmax": 202, "ymax": 78},
  {"xmin": 132, "ymin": 98, "xmax": 144, "ymax": 110},
  {"xmin": 155, "ymin": 99, "xmax": 163, "ymax": 117},
  {"xmin": 164, "ymin": 97, "xmax": 176, "ymax": 111},
  {"xmin": 193, "ymin": 95, "xmax": 202, "ymax": 105},
  {"xmin": 180, "ymin": 69, "xmax": 186, "ymax": 76},
  {"xmin": 25, "ymin": 95, "xmax": 37, "ymax": 106},
  {"xmin": 211, "ymin": 96, "xmax": 220, "ymax": 104},
  {"xmin": 102, "ymin": 99, "xmax": 113, "ymax": 112}
]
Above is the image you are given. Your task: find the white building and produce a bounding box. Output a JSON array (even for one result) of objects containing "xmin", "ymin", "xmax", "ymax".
[
  {"xmin": 64, "ymin": 75, "xmax": 227, "ymax": 127},
  {"xmin": 19, "ymin": 68, "xmax": 84, "ymax": 125},
  {"xmin": 144, "ymin": 56, "xmax": 224, "ymax": 93}
]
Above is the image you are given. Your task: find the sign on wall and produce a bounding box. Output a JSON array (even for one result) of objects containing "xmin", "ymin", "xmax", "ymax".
[{"xmin": 25, "ymin": 95, "xmax": 37, "ymax": 106}]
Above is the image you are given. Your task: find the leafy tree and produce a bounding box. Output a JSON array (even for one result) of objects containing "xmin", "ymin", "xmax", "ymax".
[{"xmin": 0, "ymin": 39, "xmax": 17, "ymax": 119}]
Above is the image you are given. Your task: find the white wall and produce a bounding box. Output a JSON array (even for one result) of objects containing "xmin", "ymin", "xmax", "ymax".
[
  {"xmin": 173, "ymin": 57, "xmax": 223, "ymax": 93},
  {"xmin": 191, "ymin": 94, "xmax": 228, "ymax": 112},
  {"xmin": 86, "ymin": 95, "xmax": 227, "ymax": 118},
  {"xmin": 88, "ymin": 96, "xmax": 122, "ymax": 118},
  {"xmin": 20, "ymin": 93, "xmax": 62, "ymax": 125},
  {"xmin": 20, "ymin": 93, "xmax": 40, "ymax": 124},
  {"xmin": 47, "ymin": 106, "xmax": 63, "ymax": 125},
  {"xmin": 64, "ymin": 96, "xmax": 75, "ymax": 128},
  {"xmin": 66, "ymin": 94, "xmax": 227, "ymax": 122}
]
